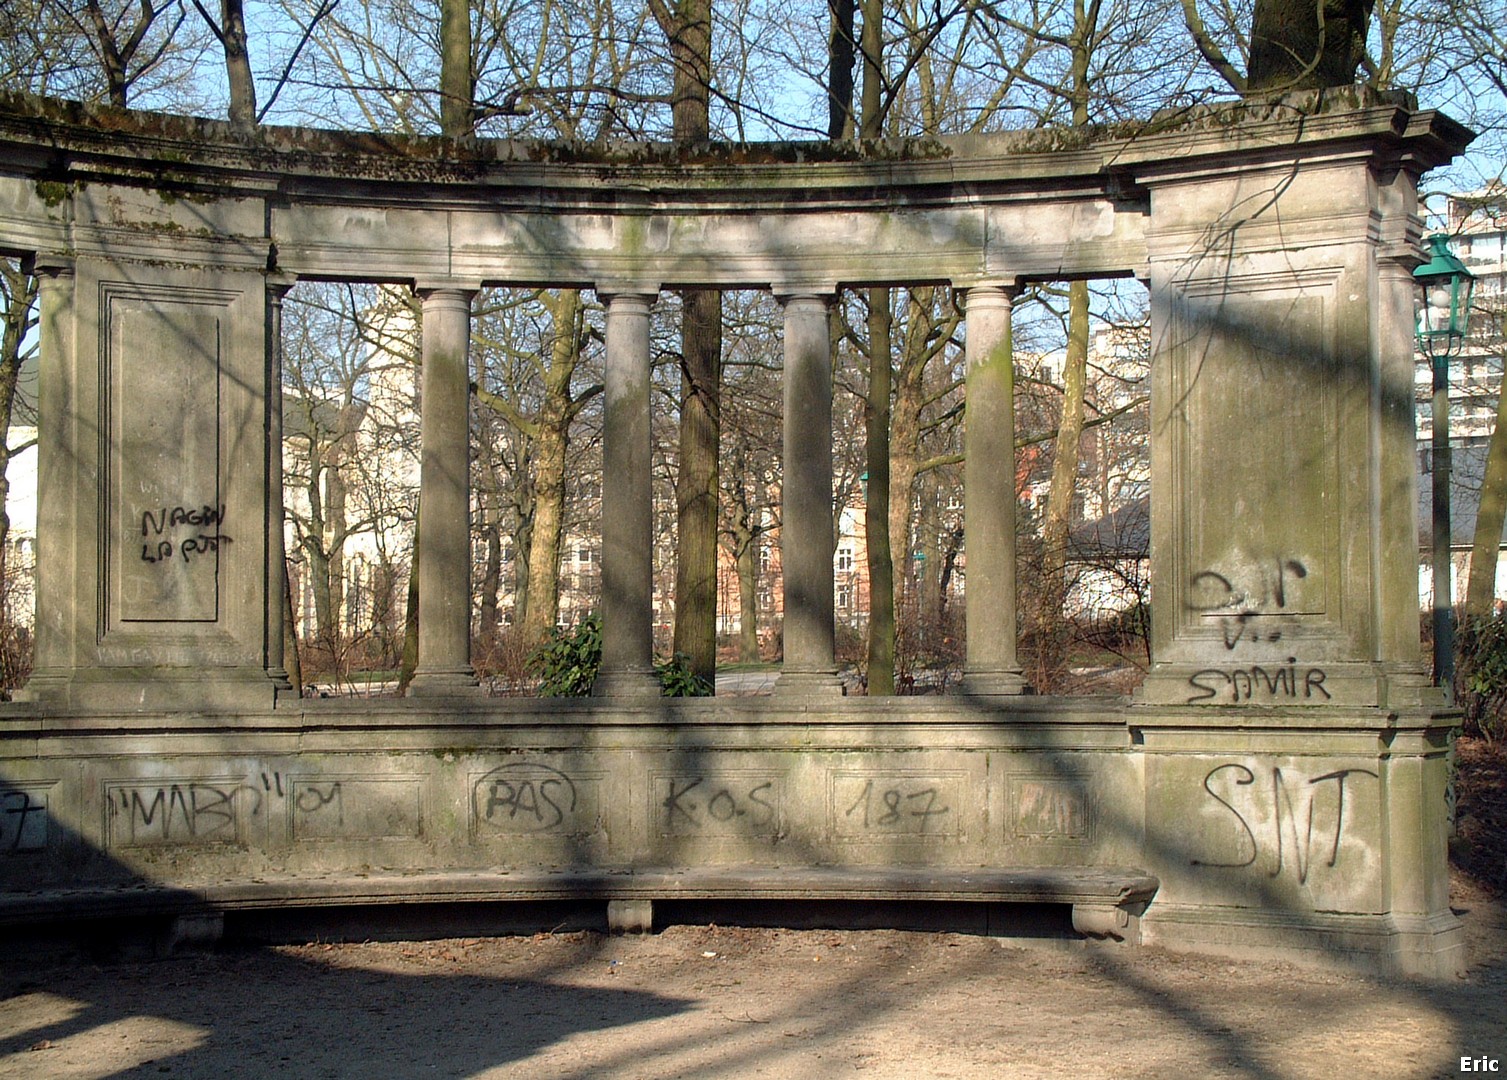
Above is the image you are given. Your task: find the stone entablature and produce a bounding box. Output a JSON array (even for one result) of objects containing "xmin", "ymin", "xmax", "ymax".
[{"xmin": 0, "ymin": 88, "xmax": 1472, "ymax": 976}]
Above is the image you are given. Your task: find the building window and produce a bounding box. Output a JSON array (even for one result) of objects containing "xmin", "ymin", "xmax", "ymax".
[{"xmin": 836, "ymin": 547, "xmax": 853, "ymax": 573}]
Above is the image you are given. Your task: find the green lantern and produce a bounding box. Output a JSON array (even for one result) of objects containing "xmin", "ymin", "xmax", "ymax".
[{"xmin": 1414, "ymin": 232, "xmax": 1475, "ymax": 362}]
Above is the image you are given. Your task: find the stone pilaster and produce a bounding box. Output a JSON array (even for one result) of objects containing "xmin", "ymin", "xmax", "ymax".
[
  {"xmin": 265, "ymin": 276, "xmax": 295, "ymax": 694},
  {"xmin": 775, "ymin": 293, "xmax": 844, "ymax": 697},
  {"xmin": 15, "ymin": 259, "xmax": 74, "ymax": 702},
  {"xmin": 409, "ymin": 285, "xmax": 480, "ymax": 696},
  {"xmin": 960, "ymin": 285, "xmax": 1028, "ymax": 696},
  {"xmin": 593, "ymin": 292, "xmax": 661, "ymax": 699}
]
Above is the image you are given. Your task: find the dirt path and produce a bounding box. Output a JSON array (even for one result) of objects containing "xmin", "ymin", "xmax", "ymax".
[{"xmin": 0, "ymin": 874, "xmax": 1502, "ymax": 1080}]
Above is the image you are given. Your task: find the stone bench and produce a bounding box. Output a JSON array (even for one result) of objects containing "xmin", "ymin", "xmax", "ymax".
[{"xmin": 0, "ymin": 866, "xmax": 1159, "ymax": 947}]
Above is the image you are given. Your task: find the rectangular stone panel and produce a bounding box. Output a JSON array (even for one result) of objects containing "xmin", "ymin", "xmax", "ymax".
[
  {"xmin": 108, "ymin": 292, "xmax": 224, "ymax": 624},
  {"xmin": 652, "ymin": 772, "xmax": 782, "ymax": 838},
  {"xmin": 1010, "ymin": 776, "xmax": 1090, "ymax": 842},
  {"xmin": 0, "ymin": 785, "xmax": 51, "ymax": 853},
  {"xmin": 469, "ymin": 760, "xmax": 603, "ymax": 837},
  {"xmin": 291, "ymin": 778, "xmax": 423, "ymax": 841},
  {"xmin": 829, "ymin": 771, "xmax": 962, "ymax": 839},
  {"xmin": 104, "ymin": 777, "xmax": 260, "ymax": 849}
]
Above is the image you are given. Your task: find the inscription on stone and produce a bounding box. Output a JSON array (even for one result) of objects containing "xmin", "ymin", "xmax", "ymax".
[
  {"xmin": 291, "ymin": 778, "xmax": 423, "ymax": 841},
  {"xmin": 105, "ymin": 777, "xmax": 260, "ymax": 848},
  {"xmin": 1191, "ymin": 762, "xmax": 1378, "ymax": 884},
  {"xmin": 654, "ymin": 773, "xmax": 781, "ymax": 837},
  {"xmin": 471, "ymin": 762, "xmax": 600, "ymax": 835},
  {"xmin": 0, "ymin": 787, "xmax": 49, "ymax": 852},
  {"xmin": 830, "ymin": 772, "xmax": 959, "ymax": 837}
]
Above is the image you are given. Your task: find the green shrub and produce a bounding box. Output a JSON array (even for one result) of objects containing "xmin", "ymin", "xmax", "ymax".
[
  {"xmin": 528, "ymin": 615, "xmax": 712, "ymax": 697},
  {"xmin": 529, "ymin": 615, "xmax": 602, "ymax": 697},
  {"xmin": 1458, "ymin": 612, "xmax": 1507, "ymax": 742}
]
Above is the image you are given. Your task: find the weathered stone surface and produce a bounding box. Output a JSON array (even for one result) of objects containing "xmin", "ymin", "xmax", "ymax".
[{"xmin": 0, "ymin": 92, "xmax": 1474, "ymax": 976}]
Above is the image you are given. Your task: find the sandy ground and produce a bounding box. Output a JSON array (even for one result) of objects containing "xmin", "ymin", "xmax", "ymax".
[{"xmin": 0, "ymin": 872, "xmax": 1502, "ymax": 1080}]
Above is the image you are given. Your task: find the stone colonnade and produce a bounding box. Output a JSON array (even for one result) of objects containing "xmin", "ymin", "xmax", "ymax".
[
  {"xmin": 391, "ymin": 283, "xmax": 1026, "ymax": 698},
  {"xmin": 0, "ymin": 91, "xmax": 1475, "ymax": 976}
]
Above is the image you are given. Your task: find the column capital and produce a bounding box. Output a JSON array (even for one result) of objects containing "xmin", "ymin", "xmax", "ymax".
[
  {"xmin": 266, "ymin": 270, "xmax": 298, "ymax": 300},
  {"xmin": 773, "ymin": 290, "xmax": 835, "ymax": 310},
  {"xmin": 961, "ymin": 282, "xmax": 1024, "ymax": 307},
  {"xmin": 596, "ymin": 287, "xmax": 660, "ymax": 307},
  {"xmin": 413, "ymin": 280, "xmax": 481, "ymax": 301},
  {"xmin": 23, "ymin": 253, "xmax": 74, "ymax": 279}
]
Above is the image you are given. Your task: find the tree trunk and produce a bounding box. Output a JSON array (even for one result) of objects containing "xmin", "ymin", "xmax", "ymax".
[
  {"xmin": 826, "ymin": 0, "xmax": 857, "ymax": 140},
  {"xmin": 652, "ymin": 0, "xmax": 721, "ymax": 687},
  {"xmin": 673, "ymin": 289, "xmax": 721, "ymax": 681},
  {"xmin": 734, "ymin": 525, "xmax": 761, "ymax": 662},
  {"xmin": 1248, "ymin": 0, "xmax": 1373, "ymax": 93},
  {"xmin": 518, "ymin": 290, "xmax": 581, "ymax": 651},
  {"xmin": 283, "ymin": 561, "xmax": 303, "ymax": 693},
  {"xmin": 1036, "ymin": 279, "xmax": 1091, "ymax": 688},
  {"xmin": 396, "ymin": 508, "xmax": 420, "ymax": 694},
  {"xmin": 1466, "ymin": 382, "xmax": 1507, "ymax": 620},
  {"xmin": 479, "ymin": 518, "xmax": 502, "ymax": 653},
  {"xmin": 865, "ymin": 287, "xmax": 896, "ymax": 694},
  {"xmin": 439, "ymin": 0, "xmax": 473, "ymax": 137},
  {"xmin": 220, "ymin": 0, "xmax": 258, "ymax": 131}
]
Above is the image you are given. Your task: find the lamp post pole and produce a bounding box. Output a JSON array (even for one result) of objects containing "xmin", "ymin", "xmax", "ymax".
[
  {"xmin": 1416, "ymin": 231, "xmax": 1476, "ymax": 693},
  {"xmin": 1432, "ymin": 347, "xmax": 1454, "ymax": 689}
]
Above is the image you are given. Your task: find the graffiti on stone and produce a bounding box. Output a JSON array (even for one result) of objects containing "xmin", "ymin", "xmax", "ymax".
[{"xmin": 1191, "ymin": 763, "xmax": 1378, "ymax": 884}]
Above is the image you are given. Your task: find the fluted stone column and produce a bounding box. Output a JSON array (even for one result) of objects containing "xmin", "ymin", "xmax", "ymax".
[
  {"xmin": 960, "ymin": 285, "xmax": 1027, "ymax": 696},
  {"xmin": 593, "ymin": 291, "xmax": 661, "ymax": 699},
  {"xmin": 775, "ymin": 293, "xmax": 844, "ymax": 696},
  {"xmin": 265, "ymin": 277, "xmax": 294, "ymax": 693},
  {"xmin": 409, "ymin": 285, "xmax": 480, "ymax": 696}
]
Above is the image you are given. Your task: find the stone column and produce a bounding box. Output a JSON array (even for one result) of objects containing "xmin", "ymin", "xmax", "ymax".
[
  {"xmin": 592, "ymin": 291, "xmax": 661, "ymax": 699},
  {"xmin": 775, "ymin": 293, "xmax": 844, "ymax": 696},
  {"xmin": 265, "ymin": 277, "xmax": 294, "ymax": 694},
  {"xmin": 409, "ymin": 285, "xmax": 480, "ymax": 696},
  {"xmin": 960, "ymin": 285, "xmax": 1027, "ymax": 696}
]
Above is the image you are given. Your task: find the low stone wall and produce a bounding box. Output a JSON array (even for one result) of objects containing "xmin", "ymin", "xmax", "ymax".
[{"xmin": 0, "ymin": 695, "xmax": 1460, "ymax": 976}]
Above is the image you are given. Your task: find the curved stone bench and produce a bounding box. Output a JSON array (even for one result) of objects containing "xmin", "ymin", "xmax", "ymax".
[{"xmin": 0, "ymin": 866, "xmax": 1159, "ymax": 947}]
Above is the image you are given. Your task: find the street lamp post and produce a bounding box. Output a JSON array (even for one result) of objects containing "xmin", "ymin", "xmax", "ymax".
[{"xmin": 1416, "ymin": 232, "xmax": 1476, "ymax": 691}]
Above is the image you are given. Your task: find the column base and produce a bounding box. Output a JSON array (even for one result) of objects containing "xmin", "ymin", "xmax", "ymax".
[
  {"xmin": 958, "ymin": 669, "xmax": 1030, "ymax": 696},
  {"xmin": 407, "ymin": 669, "xmax": 481, "ymax": 697},
  {"xmin": 591, "ymin": 669, "xmax": 663, "ymax": 700},
  {"xmin": 774, "ymin": 670, "xmax": 846, "ymax": 697}
]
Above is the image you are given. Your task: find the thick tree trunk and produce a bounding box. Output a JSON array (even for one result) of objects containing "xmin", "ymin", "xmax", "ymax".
[
  {"xmin": 1035, "ymin": 279, "xmax": 1091, "ymax": 688},
  {"xmin": 518, "ymin": 290, "xmax": 581, "ymax": 651},
  {"xmin": 826, "ymin": 0, "xmax": 857, "ymax": 140},
  {"xmin": 673, "ymin": 289, "xmax": 721, "ymax": 681},
  {"xmin": 1248, "ymin": 0, "xmax": 1373, "ymax": 93},
  {"xmin": 439, "ymin": 0, "xmax": 473, "ymax": 137}
]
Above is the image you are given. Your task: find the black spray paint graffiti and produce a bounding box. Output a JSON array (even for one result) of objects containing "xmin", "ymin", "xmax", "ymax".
[
  {"xmin": 139, "ymin": 504, "xmax": 232, "ymax": 565},
  {"xmin": 843, "ymin": 779, "xmax": 950, "ymax": 833},
  {"xmin": 1192, "ymin": 764, "xmax": 1378, "ymax": 884},
  {"xmin": 0, "ymin": 790, "xmax": 46, "ymax": 852},
  {"xmin": 474, "ymin": 763, "xmax": 579, "ymax": 833},
  {"xmin": 662, "ymin": 778, "xmax": 775, "ymax": 830},
  {"xmin": 1186, "ymin": 662, "xmax": 1330, "ymax": 703},
  {"xmin": 110, "ymin": 782, "xmax": 263, "ymax": 845},
  {"xmin": 1189, "ymin": 559, "xmax": 1308, "ymax": 650},
  {"xmin": 295, "ymin": 782, "xmax": 344, "ymax": 827}
]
